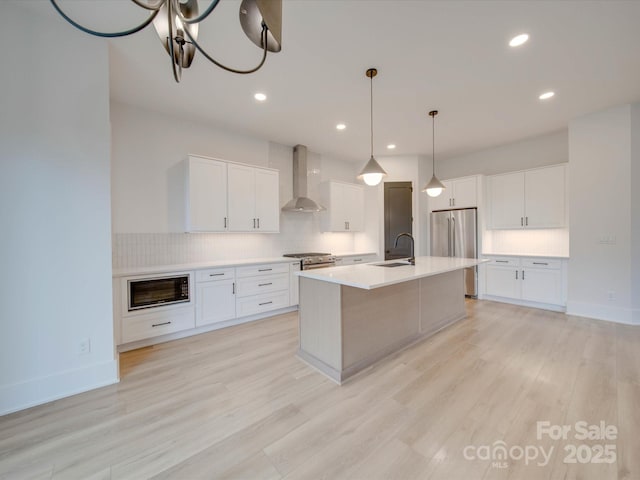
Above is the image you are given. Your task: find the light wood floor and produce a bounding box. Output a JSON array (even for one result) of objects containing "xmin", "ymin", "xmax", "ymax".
[{"xmin": 1, "ymin": 300, "xmax": 639, "ymax": 479}]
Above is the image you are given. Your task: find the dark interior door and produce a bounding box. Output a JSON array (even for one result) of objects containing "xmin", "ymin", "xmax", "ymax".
[{"xmin": 384, "ymin": 182, "xmax": 413, "ymax": 260}]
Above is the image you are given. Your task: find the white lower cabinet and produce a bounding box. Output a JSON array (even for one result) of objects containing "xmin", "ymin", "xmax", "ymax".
[
  {"xmin": 484, "ymin": 256, "xmax": 565, "ymax": 309},
  {"xmin": 122, "ymin": 307, "xmax": 195, "ymax": 344},
  {"xmin": 235, "ymin": 262, "xmax": 290, "ymax": 317},
  {"xmin": 289, "ymin": 261, "xmax": 301, "ymax": 306},
  {"xmin": 196, "ymin": 267, "xmax": 236, "ymax": 327}
]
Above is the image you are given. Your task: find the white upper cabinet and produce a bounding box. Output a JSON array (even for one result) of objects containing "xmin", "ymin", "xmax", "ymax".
[
  {"xmin": 487, "ymin": 164, "xmax": 566, "ymax": 229},
  {"xmin": 320, "ymin": 181, "xmax": 365, "ymax": 232},
  {"xmin": 186, "ymin": 157, "xmax": 228, "ymax": 232},
  {"xmin": 186, "ymin": 155, "xmax": 279, "ymax": 233},
  {"xmin": 228, "ymin": 163, "xmax": 280, "ymax": 232},
  {"xmin": 429, "ymin": 176, "xmax": 478, "ymax": 211},
  {"xmin": 254, "ymin": 168, "xmax": 280, "ymax": 232},
  {"xmin": 524, "ymin": 165, "xmax": 566, "ymax": 228}
]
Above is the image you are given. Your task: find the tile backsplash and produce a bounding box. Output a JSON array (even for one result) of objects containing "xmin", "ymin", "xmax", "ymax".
[
  {"xmin": 483, "ymin": 228, "xmax": 570, "ymax": 257},
  {"xmin": 112, "ymin": 213, "xmax": 357, "ymax": 269}
]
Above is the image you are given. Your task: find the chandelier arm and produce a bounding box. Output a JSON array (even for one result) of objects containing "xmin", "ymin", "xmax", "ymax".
[
  {"xmin": 182, "ymin": 23, "xmax": 269, "ymax": 74},
  {"xmin": 175, "ymin": 0, "xmax": 222, "ymax": 25},
  {"xmin": 129, "ymin": 0, "xmax": 166, "ymax": 11},
  {"xmin": 49, "ymin": 0, "xmax": 160, "ymax": 38},
  {"xmin": 166, "ymin": 0, "xmax": 182, "ymax": 82}
]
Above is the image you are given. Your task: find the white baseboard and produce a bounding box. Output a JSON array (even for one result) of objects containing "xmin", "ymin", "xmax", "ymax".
[
  {"xmin": 0, "ymin": 359, "xmax": 119, "ymax": 417},
  {"xmin": 566, "ymin": 301, "xmax": 639, "ymax": 325},
  {"xmin": 479, "ymin": 295, "xmax": 565, "ymax": 312}
]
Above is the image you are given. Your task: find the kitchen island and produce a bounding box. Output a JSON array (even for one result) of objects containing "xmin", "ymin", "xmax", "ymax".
[{"xmin": 297, "ymin": 256, "xmax": 486, "ymax": 383}]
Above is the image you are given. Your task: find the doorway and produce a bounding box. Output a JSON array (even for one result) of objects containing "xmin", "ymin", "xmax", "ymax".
[{"xmin": 384, "ymin": 182, "xmax": 413, "ymax": 260}]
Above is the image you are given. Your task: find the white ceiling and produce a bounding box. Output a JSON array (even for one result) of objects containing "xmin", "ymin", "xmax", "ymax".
[{"xmin": 44, "ymin": 1, "xmax": 640, "ymax": 162}]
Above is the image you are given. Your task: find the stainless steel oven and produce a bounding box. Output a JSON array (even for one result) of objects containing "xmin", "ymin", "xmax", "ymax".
[
  {"xmin": 283, "ymin": 252, "xmax": 336, "ymax": 270},
  {"xmin": 128, "ymin": 274, "xmax": 190, "ymax": 311}
]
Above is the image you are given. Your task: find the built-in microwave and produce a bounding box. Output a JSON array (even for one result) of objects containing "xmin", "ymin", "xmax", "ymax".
[{"xmin": 128, "ymin": 274, "xmax": 190, "ymax": 311}]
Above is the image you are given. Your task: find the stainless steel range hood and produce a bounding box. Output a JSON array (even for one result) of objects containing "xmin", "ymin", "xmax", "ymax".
[{"xmin": 282, "ymin": 145, "xmax": 326, "ymax": 212}]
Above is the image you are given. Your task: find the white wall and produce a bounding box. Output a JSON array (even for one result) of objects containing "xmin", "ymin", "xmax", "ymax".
[
  {"xmin": 111, "ymin": 102, "xmax": 362, "ymax": 268},
  {"xmin": 436, "ymin": 130, "xmax": 568, "ymax": 180},
  {"xmin": 632, "ymin": 105, "xmax": 640, "ymax": 323},
  {"xmin": 568, "ymin": 104, "xmax": 636, "ymax": 324},
  {"xmin": 0, "ymin": 3, "xmax": 117, "ymax": 414}
]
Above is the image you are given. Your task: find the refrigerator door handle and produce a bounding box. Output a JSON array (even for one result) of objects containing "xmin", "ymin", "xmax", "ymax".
[
  {"xmin": 447, "ymin": 217, "xmax": 451, "ymax": 256},
  {"xmin": 451, "ymin": 217, "xmax": 456, "ymax": 257}
]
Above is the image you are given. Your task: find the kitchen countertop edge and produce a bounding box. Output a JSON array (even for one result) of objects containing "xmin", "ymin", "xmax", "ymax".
[
  {"xmin": 482, "ymin": 252, "xmax": 570, "ymax": 259},
  {"xmin": 113, "ymin": 257, "xmax": 295, "ymax": 278}
]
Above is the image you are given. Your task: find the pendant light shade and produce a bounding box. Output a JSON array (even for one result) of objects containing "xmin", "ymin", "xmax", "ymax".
[
  {"xmin": 422, "ymin": 110, "xmax": 446, "ymax": 197},
  {"xmin": 357, "ymin": 68, "xmax": 387, "ymax": 186}
]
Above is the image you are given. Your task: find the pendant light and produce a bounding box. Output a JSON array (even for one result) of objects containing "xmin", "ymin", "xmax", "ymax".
[
  {"xmin": 422, "ymin": 110, "xmax": 446, "ymax": 197},
  {"xmin": 357, "ymin": 68, "xmax": 387, "ymax": 186}
]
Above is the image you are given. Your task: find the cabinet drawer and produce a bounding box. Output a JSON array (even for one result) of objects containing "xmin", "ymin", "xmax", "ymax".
[
  {"xmin": 236, "ymin": 273, "xmax": 289, "ymax": 297},
  {"xmin": 521, "ymin": 258, "xmax": 562, "ymax": 269},
  {"xmin": 196, "ymin": 267, "xmax": 235, "ymax": 283},
  {"xmin": 121, "ymin": 307, "xmax": 195, "ymax": 344},
  {"xmin": 236, "ymin": 291, "xmax": 289, "ymax": 317},
  {"xmin": 236, "ymin": 263, "xmax": 289, "ymax": 278},
  {"xmin": 486, "ymin": 257, "xmax": 519, "ymax": 266}
]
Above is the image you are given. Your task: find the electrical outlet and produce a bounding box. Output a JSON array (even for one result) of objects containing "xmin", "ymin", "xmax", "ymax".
[
  {"xmin": 79, "ymin": 338, "xmax": 91, "ymax": 355},
  {"xmin": 607, "ymin": 291, "xmax": 616, "ymax": 302}
]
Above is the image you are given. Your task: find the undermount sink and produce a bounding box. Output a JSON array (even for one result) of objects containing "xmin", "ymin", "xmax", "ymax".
[{"xmin": 372, "ymin": 262, "xmax": 413, "ymax": 268}]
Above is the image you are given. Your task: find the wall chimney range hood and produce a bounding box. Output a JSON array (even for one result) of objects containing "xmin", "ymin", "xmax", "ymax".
[{"xmin": 282, "ymin": 145, "xmax": 326, "ymax": 212}]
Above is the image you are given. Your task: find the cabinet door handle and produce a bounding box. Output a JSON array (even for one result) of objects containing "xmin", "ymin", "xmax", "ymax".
[
  {"xmin": 209, "ymin": 273, "xmax": 225, "ymax": 277},
  {"xmin": 452, "ymin": 198, "xmax": 455, "ymax": 207},
  {"xmin": 525, "ymin": 217, "xmax": 528, "ymax": 226},
  {"xmin": 259, "ymin": 301, "xmax": 273, "ymax": 306},
  {"xmin": 258, "ymin": 268, "xmax": 273, "ymax": 272},
  {"xmin": 522, "ymin": 270, "xmax": 525, "ymax": 280},
  {"xmin": 152, "ymin": 321, "xmax": 171, "ymax": 328},
  {"xmin": 258, "ymin": 282, "xmax": 273, "ymax": 287},
  {"xmin": 353, "ymin": 259, "xmax": 362, "ymax": 262},
  {"xmin": 521, "ymin": 217, "xmax": 524, "ymax": 226},
  {"xmin": 224, "ymin": 217, "xmax": 227, "ymax": 228},
  {"xmin": 533, "ymin": 262, "xmax": 548, "ymax": 265},
  {"xmin": 232, "ymin": 282, "xmax": 236, "ymax": 294},
  {"xmin": 515, "ymin": 270, "xmax": 518, "ymax": 280},
  {"xmin": 253, "ymin": 218, "xmax": 256, "ymax": 228},
  {"xmin": 257, "ymin": 218, "xmax": 260, "ymax": 229},
  {"xmin": 496, "ymin": 260, "xmax": 509, "ymax": 263}
]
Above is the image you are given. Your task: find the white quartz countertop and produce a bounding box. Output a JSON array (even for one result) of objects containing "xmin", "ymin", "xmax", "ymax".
[
  {"xmin": 113, "ymin": 257, "xmax": 294, "ymax": 277},
  {"xmin": 297, "ymin": 256, "xmax": 488, "ymax": 290},
  {"xmin": 482, "ymin": 252, "xmax": 570, "ymax": 259}
]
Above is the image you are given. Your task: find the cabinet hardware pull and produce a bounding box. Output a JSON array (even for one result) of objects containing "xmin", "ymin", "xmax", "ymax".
[
  {"xmin": 259, "ymin": 282, "xmax": 273, "ymax": 287},
  {"xmin": 522, "ymin": 270, "xmax": 525, "ymax": 280},
  {"xmin": 209, "ymin": 273, "xmax": 225, "ymax": 277},
  {"xmin": 257, "ymin": 218, "xmax": 260, "ymax": 229},
  {"xmin": 525, "ymin": 217, "xmax": 529, "ymax": 226},
  {"xmin": 253, "ymin": 218, "xmax": 256, "ymax": 228},
  {"xmin": 259, "ymin": 301, "xmax": 273, "ymax": 306},
  {"xmin": 516, "ymin": 270, "xmax": 518, "ymax": 280},
  {"xmin": 224, "ymin": 217, "xmax": 227, "ymax": 228},
  {"xmin": 496, "ymin": 260, "xmax": 509, "ymax": 263},
  {"xmin": 152, "ymin": 321, "xmax": 171, "ymax": 327},
  {"xmin": 232, "ymin": 282, "xmax": 236, "ymax": 294},
  {"xmin": 533, "ymin": 262, "xmax": 548, "ymax": 265},
  {"xmin": 354, "ymin": 259, "xmax": 362, "ymax": 262},
  {"xmin": 258, "ymin": 268, "xmax": 272, "ymax": 272},
  {"xmin": 521, "ymin": 217, "xmax": 524, "ymax": 226},
  {"xmin": 452, "ymin": 198, "xmax": 455, "ymax": 207}
]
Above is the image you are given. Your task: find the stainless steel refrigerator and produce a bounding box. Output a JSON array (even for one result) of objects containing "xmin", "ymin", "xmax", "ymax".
[{"xmin": 430, "ymin": 208, "xmax": 478, "ymax": 297}]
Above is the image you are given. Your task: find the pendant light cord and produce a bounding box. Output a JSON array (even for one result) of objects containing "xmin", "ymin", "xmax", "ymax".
[
  {"xmin": 432, "ymin": 113, "xmax": 435, "ymax": 173},
  {"xmin": 370, "ymin": 73, "xmax": 374, "ymax": 157}
]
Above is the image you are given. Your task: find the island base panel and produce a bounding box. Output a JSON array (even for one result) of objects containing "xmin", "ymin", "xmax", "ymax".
[{"xmin": 419, "ymin": 269, "xmax": 466, "ymax": 336}]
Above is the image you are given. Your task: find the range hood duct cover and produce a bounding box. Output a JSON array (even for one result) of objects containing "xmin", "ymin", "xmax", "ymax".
[{"xmin": 281, "ymin": 145, "xmax": 326, "ymax": 212}]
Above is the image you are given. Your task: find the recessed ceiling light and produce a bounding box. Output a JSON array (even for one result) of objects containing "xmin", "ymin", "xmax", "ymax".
[
  {"xmin": 387, "ymin": 144, "xmax": 396, "ymax": 150},
  {"xmin": 336, "ymin": 123, "xmax": 346, "ymax": 130},
  {"xmin": 509, "ymin": 33, "xmax": 529, "ymax": 47},
  {"xmin": 539, "ymin": 91, "xmax": 555, "ymax": 100},
  {"xmin": 254, "ymin": 92, "xmax": 267, "ymax": 101}
]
